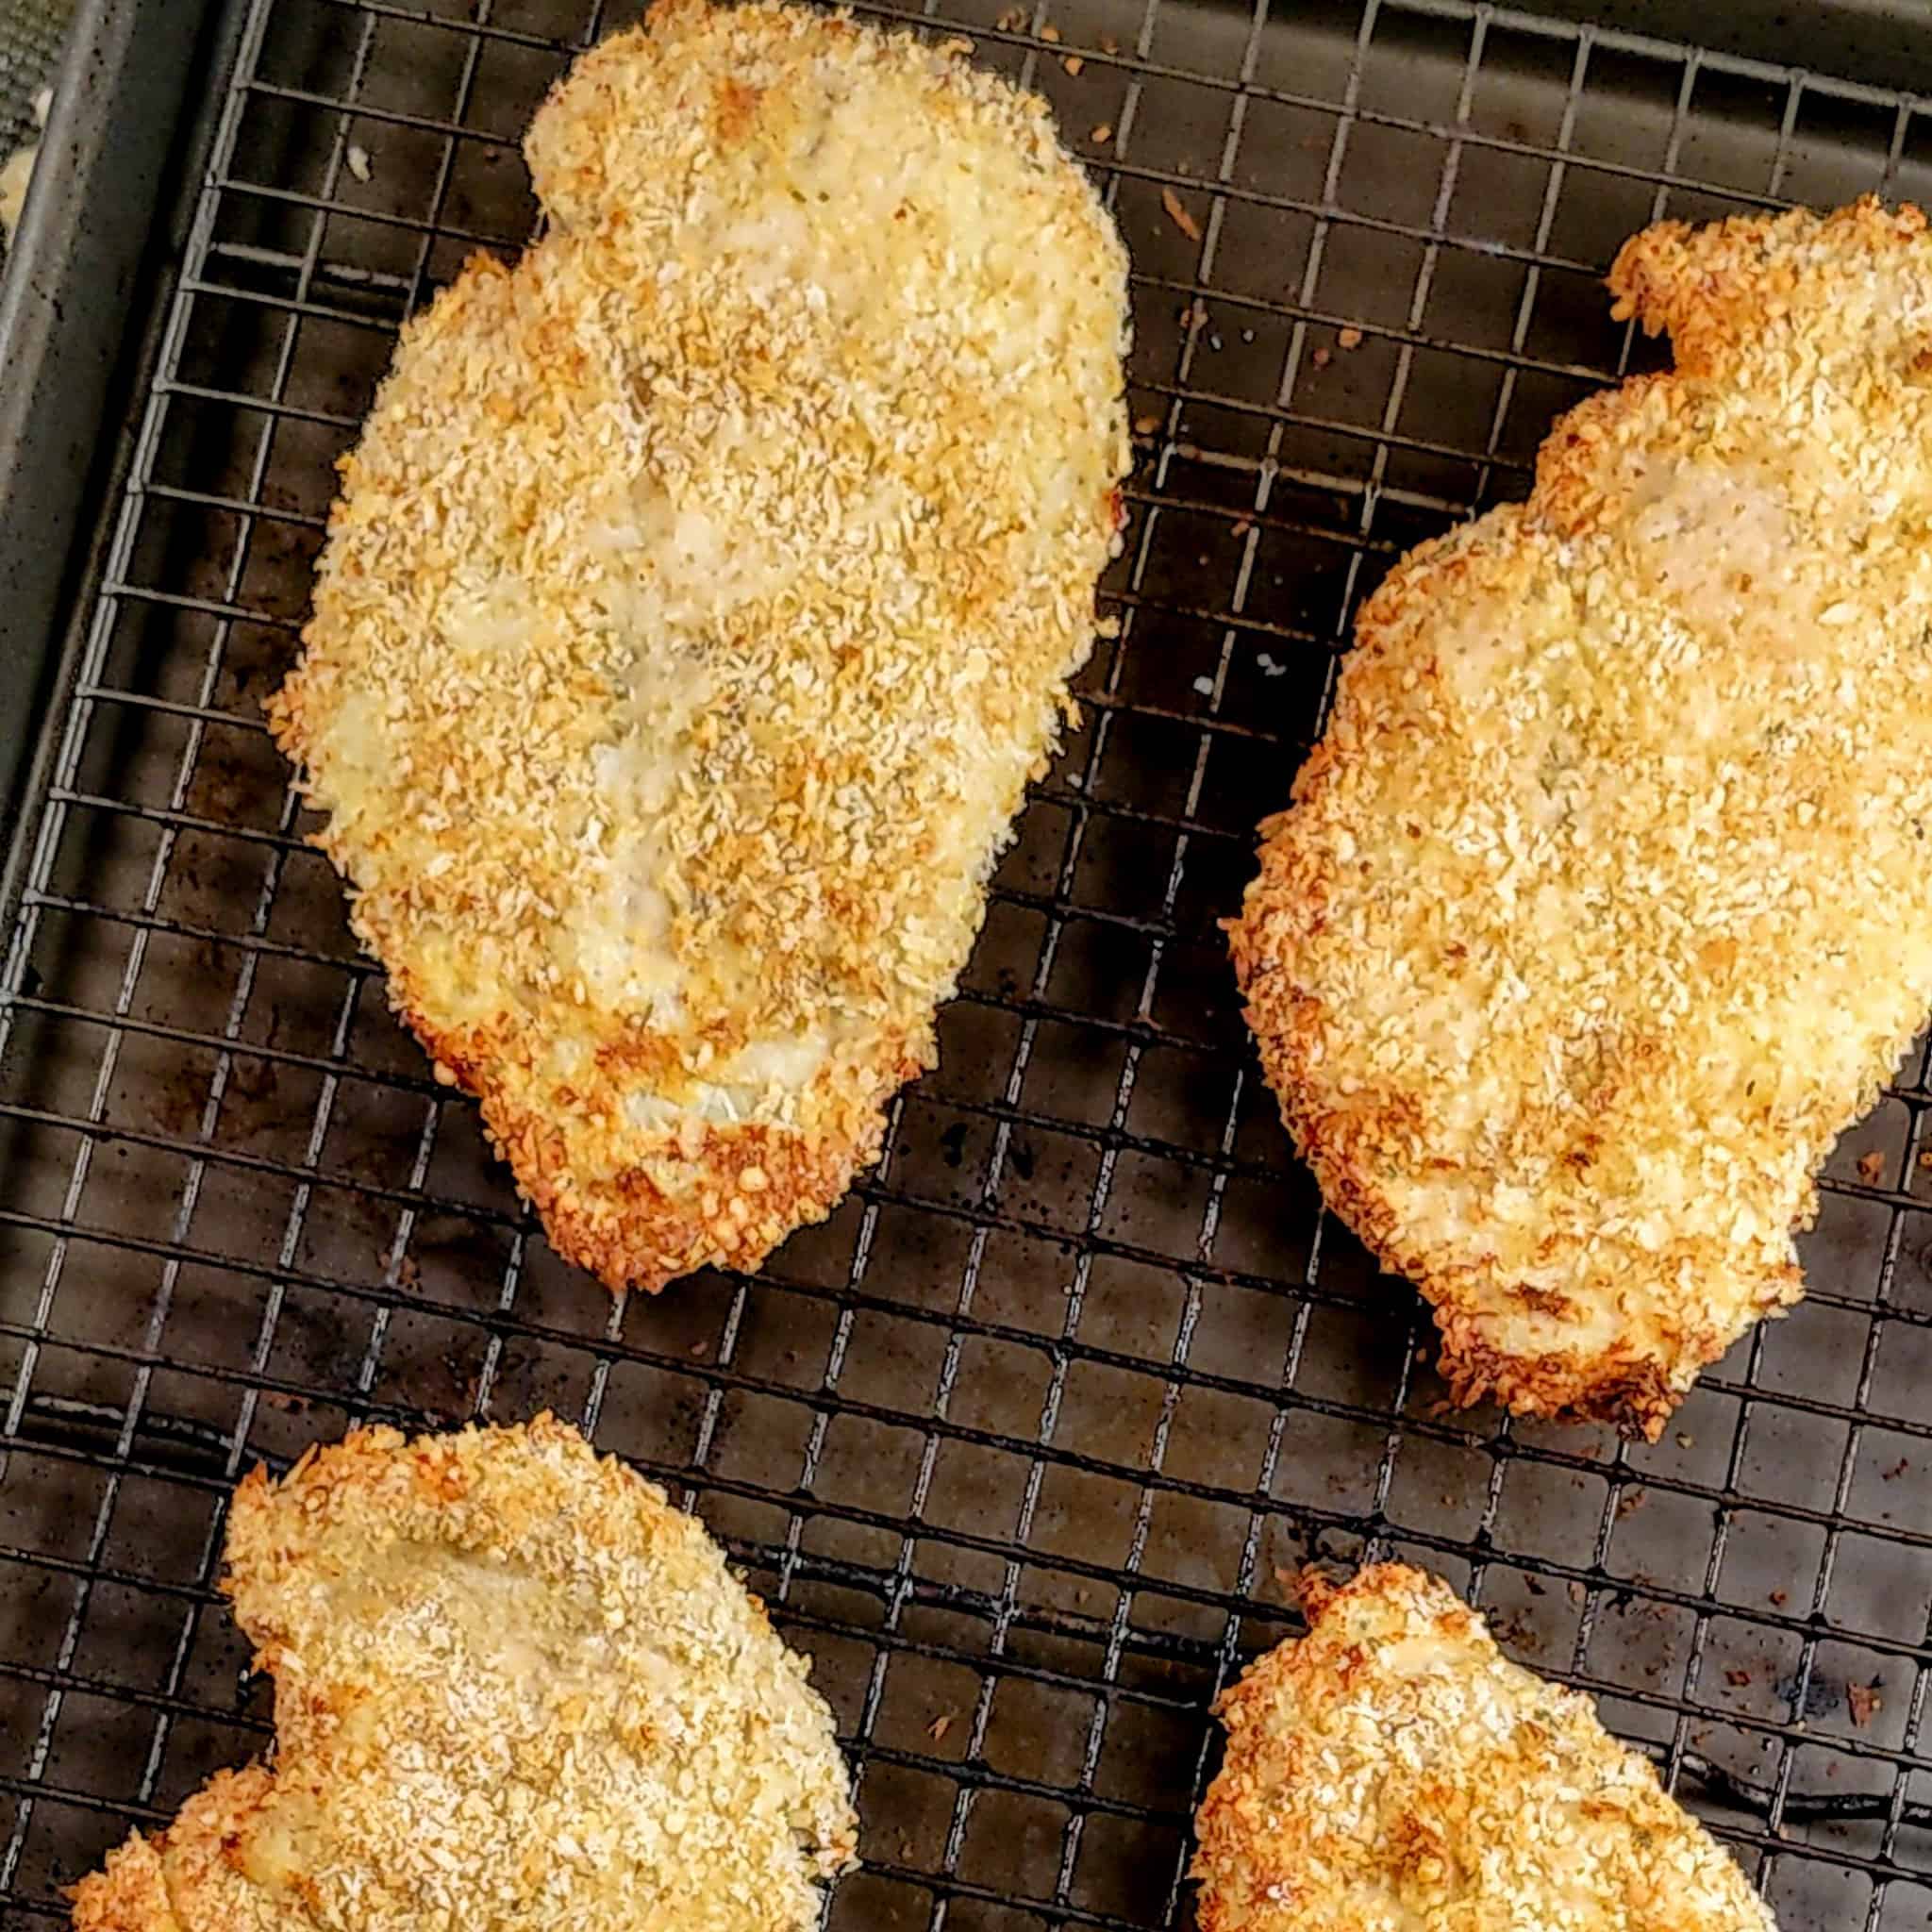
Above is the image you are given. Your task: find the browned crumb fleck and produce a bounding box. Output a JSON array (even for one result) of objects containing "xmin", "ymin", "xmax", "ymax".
[
  {"xmin": 1232, "ymin": 518, "xmax": 1253, "ymax": 538},
  {"xmin": 1090, "ymin": 122, "xmax": 1111, "ymax": 143},
  {"xmin": 1615, "ymin": 1487, "xmax": 1646, "ymax": 1520},
  {"xmin": 1676, "ymin": 1431, "xmax": 1695, "ymax": 1448},
  {"xmin": 1099, "ymin": 32, "xmax": 1119, "ymax": 52},
  {"xmin": 1918, "ymin": 1149, "xmax": 1932, "ymax": 1170},
  {"xmin": 1062, "ymin": 53, "xmax": 1083, "ymax": 75},
  {"xmin": 1040, "ymin": 22, "xmax": 1060, "ymax": 41},
  {"xmin": 1336, "ymin": 325, "xmax": 1364, "ymax": 349},
  {"xmin": 1161, "ymin": 186, "xmax": 1203, "ymax": 243},
  {"xmin": 1857, "ymin": 1149, "xmax": 1887, "ymax": 1183},
  {"xmin": 1133, "ymin": 411, "xmax": 1162, "ymax": 436},
  {"xmin": 1883, "ymin": 1457, "xmax": 1910, "ymax": 1480},
  {"xmin": 1848, "ymin": 1680, "xmax": 1883, "ymax": 1727},
  {"xmin": 1724, "ymin": 1667, "xmax": 1753, "ymax": 1688},
  {"xmin": 994, "ymin": 6, "xmax": 1024, "ymax": 25},
  {"xmin": 926, "ymin": 1712, "xmax": 954, "ymax": 1742},
  {"xmin": 1769, "ymin": 1589, "xmax": 1789, "ymax": 1607}
]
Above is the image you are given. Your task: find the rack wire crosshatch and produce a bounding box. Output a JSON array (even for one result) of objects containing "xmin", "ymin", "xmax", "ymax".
[{"xmin": 5, "ymin": 0, "xmax": 1932, "ymax": 1925}]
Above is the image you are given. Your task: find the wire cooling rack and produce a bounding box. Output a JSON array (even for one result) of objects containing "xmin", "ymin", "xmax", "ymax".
[
  {"xmin": 0, "ymin": 2, "xmax": 69, "ymax": 157},
  {"xmin": 6, "ymin": 0, "xmax": 1932, "ymax": 1924}
]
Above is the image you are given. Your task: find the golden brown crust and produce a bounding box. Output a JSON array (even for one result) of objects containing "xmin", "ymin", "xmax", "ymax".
[
  {"xmin": 268, "ymin": 0, "xmax": 1129, "ymax": 1295},
  {"xmin": 67, "ymin": 1417, "xmax": 857, "ymax": 1932},
  {"xmin": 1193, "ymin": 1563, "xmax": 1776, "ymax": 1931},
  {"xmin": 1229, "ymin": 197, "xmax": 1932, "ymax": 1437},
  {"xmin": 401, "ymin": 1000, "xmax": 913, "ymax": 1293},
  {"xmin": 71, "ymin": 1829, "xmax": 180, "ymax": 1932}
]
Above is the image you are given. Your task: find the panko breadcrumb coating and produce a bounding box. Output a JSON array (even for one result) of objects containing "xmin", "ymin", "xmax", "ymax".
[
  {"xmin": 68, "ymin": 1416, "xmax": 857, "ymax": 1932},
  {"xmin": 1229, "ymin": 197, "xmax": 1932, "ymax": 1437},
  {"xmin": 1194, "ymin": 1564, "xmax": 1776, "ymax": 1932},
  {"xmin": 268, "ymin": 0, "xmax": 1129, "ymax": 1294}
]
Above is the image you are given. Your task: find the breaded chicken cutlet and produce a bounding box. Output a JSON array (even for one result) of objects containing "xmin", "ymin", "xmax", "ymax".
[
  {"xmin": 69, "ymin": 1416, "xmax": 857, "ymax": 1932},
  {"xmin": 268, "ymin": 0, "xmax": 1129, "ymax": 1294},
  {"xmin": 1194, "ymin": 1564, "xmax": 1775, "ymax": 1932},
  {"xmin": 1229, "ymin": 197, "xmax": 1932, "ymax": 1437}
]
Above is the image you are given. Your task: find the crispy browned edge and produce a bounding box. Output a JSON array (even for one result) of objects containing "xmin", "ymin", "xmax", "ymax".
[
  {"xmin": 1227, "ymin": 764, "xmax": 1746, "ymax": 1440},
  {"xmin": 69, "ymin": 1771, "xmax": 275, "ymax": 1932},
  {"xmin": 1224, "ymin": 202, "xmax": 1931, "ymax": 1440},
  {"xmin": 409, "ymin": 995, "xmax": 919, "ymax": 1298},
  {"xmin": 69, "ymin": 1827, "xmax": 175, "ymax": 1932},
  {"xmin": 1218, "ymin": 908, "xmax": 1709, "ymax": 1441}
]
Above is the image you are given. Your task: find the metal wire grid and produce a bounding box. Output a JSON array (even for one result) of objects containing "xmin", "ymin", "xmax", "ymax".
[
  {"xmin": 4, "ymin": 0, "xmax": 1932, "ymax": 1924},
  {"xmin": 0, "ymin": 1, "xmax": 70, "ymax": 153}
]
